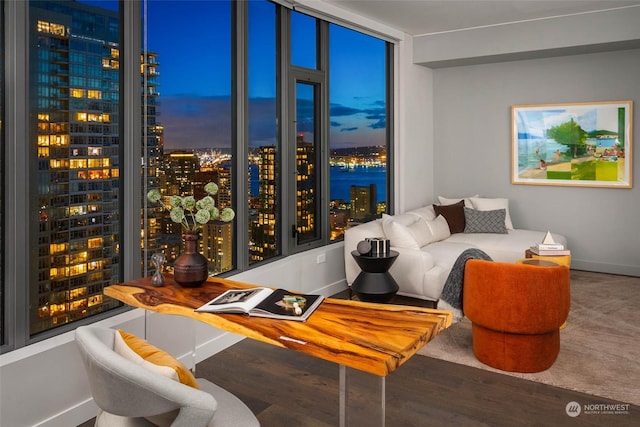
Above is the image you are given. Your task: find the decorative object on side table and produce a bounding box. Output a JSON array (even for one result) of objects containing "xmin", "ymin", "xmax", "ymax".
[
  {"xmin": 526, "ymin": 230, "xmax": 571, "ymax": 267},
  {"xmin": 150, "ymin": 252, "xmax": 166, "ymax": 287},
  {"xmin": 365, "ymin": 237, "xmax": 390, "ymax": 255},
  {"xmin": 147, "ymin": 182, "xmax": 235, "ymax": 288},
  {"xmin": 356, "ymin": 239, "xmax": 372, "ymax": 255}
]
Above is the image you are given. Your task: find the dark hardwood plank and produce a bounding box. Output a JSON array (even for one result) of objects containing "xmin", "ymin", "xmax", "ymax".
[{"xmin": 201, "ymin": 338, "xmax": 639, "ymax": 427}]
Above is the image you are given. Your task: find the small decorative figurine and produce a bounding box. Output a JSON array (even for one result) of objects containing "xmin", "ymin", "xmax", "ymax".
[{"xmin": 151, "ymin": 252, "xmax": 166, "ymax": 287}]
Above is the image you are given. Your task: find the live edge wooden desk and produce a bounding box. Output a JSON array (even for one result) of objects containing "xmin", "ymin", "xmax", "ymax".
[{"xmin": 105, "ymin": 275, "xmax": 452, "ymax": 427}]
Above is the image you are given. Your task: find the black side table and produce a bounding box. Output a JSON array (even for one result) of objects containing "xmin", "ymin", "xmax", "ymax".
[{"xmin": 350, "ymin": 250, "xmax": 400, "ymax": 303}]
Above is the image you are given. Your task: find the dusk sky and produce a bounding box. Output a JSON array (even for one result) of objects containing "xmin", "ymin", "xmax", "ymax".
[{"xmin": 81, "ymin": 0, "xmax": 387, "ymax": 150}]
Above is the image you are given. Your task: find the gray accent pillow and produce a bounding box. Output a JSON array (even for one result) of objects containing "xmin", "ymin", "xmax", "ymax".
[{"xmin": 463, "ymin": 207, "xmax": 508, "ymax": 234}]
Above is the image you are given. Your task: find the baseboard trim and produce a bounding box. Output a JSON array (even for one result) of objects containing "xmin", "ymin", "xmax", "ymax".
[
  {"xmin": 571, "ymin": 259, "xmax": 640, "ymax": 277},
  {"xmin": 33, "ymin": 398, "xmax": 97, "ymax": 427}
]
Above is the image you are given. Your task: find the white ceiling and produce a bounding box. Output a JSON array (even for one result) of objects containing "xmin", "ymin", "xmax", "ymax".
[{"xmin": 323, "ymin": 0, "xmax": 640, "ymax": 36}]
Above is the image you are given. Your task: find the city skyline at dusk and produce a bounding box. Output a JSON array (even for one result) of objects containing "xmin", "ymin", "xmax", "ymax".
[{"xmin": 82, "ymin": 0, "xmax": 387, "ymax": 150}]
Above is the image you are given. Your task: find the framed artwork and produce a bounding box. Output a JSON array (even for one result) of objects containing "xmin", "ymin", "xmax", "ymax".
[{"xmin": 512, "ymin": 101, "xmax": 633, "ymax": 188}]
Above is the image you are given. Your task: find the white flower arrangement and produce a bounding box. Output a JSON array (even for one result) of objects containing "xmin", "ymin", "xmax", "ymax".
[{"xmin": 147, "ymin": 182, "xmax": 235, "ymax": 232}]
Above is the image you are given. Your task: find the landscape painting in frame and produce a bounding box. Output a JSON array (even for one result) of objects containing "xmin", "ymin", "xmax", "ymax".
[{"xmin": 512, "ymin": 101, "xmax": 633, "ymax": 188}]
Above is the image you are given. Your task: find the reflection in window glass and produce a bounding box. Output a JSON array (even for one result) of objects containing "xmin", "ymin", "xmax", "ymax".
[
  {"xmin": 329, "ymin": 24, "xmax": 388, "ymax": 240},
  {"xmin": 28, "ymin": 0, "xmax": 122, "ymax": 335},
  {"xmin": 248, "ymin": 1, "xmax": 279, "ymax": 265},
  {"xmin": 144, "ymin": 0, "xmax": 234, "ymax": 275},
  {"xmin": 290, "ymin": 11, "xmax": 317, "ymax": 69}
]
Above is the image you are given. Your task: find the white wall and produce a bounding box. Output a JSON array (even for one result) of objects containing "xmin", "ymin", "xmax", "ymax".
[
  {"xmin": 428, "ymin": 50, "xmax": 640, "ymax": 277},
  {"xmin": 394, "ymin": 35, "xmax": 435, "ymax": 213},
  {"xmin": 412, "ymin": 6, "xmax": 640, "ymax": 276}
]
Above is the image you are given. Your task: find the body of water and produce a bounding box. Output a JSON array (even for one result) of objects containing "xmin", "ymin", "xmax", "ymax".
[{"xmin": 249, "ymin": 164, "xmax": 386, "ymax": 203}]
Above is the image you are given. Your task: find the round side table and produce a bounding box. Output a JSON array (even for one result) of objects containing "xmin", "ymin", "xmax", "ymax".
[{"xmin": 350, "ymin": 250, "xmax": 400, "ymax": 303}]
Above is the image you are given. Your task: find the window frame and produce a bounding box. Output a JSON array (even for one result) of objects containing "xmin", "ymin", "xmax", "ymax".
[
  {"xmin": 288, "ymin": 69, "xmax": 327, "ymax": 253},
  {"xmin": 1, "ymin": 0, "xmax": 393, "ymax": 354}
]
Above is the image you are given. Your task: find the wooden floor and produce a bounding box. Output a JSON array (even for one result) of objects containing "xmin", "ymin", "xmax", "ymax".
[
  {"xmin": 79, "ymin": 292, "xmax": 639, "ymax": 427},
  {"xmin": 200, "ymin": 336, "xmax": 638, "ymax": 427}
]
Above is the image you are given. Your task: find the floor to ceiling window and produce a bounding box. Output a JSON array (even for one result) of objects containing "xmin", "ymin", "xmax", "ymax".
[
  {"xmin": 1, "ymin": 0, "xmax": 392, "ymax": 352},
  {"xmin": 328, "ymin": 24, "xmax": 389, "ymax": 240},
  {"xmin": 248, "ymin": 0, "xmax": 279, "ymax": 265},
  {"xmin": 27, "ymin": 0, "xmax": 123, "ymax": 337},
  {"xmin": 288, "ymin": 10, "xmax": 325, "ymax": 252},
  {"xmin": 142, "ymin": 0, "xmax": 234, "ymax": 276}
]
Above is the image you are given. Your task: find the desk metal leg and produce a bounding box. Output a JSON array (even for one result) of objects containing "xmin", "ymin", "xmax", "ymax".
[
  {"xmin": 339, "ymin": 364, "xmax": 385, "ymax": 427},
  {"xmin": 190, "ymin": 318, "xmax": 197, "ymax": 375}
]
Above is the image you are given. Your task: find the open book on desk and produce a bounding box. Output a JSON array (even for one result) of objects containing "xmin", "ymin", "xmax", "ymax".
[{"xmin": 195, "ymin": 287, "xmax": 324, "ymax": 322}]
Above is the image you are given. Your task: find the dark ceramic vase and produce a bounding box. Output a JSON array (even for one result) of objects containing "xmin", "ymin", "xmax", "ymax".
[{"xmin": 173, "ymin": 231, "xmax": 208, "ymax": 287}]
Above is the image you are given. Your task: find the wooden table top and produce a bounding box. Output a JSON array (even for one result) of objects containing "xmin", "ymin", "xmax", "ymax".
[{"xmin": 104, "ymin": 275, "xmax": 452, "ymax": 377}]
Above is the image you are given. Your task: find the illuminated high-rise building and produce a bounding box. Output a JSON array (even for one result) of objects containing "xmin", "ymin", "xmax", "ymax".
[
  {"xmin": 194, "ymin": 168, "xmax": 234, "ymax": 273},
  {"xmin": 141, "ymin": 51, "xmax": 163, "ymax": 263},
  {"xmin": 296, "ymin": 134, "xmax": 315, "ymax": 240},
  {"xmin": 350, "ymin": 184, "xmax": 377, "ymax": 222},
  {"xmin": 154, "ymin": 151, "xmax": 199, "ymax": 259},
  {"xmin": 29, "ymin": 1, "xmax": 123, "ymax": 334},
  {"xmin": 250, "ymin": 146, "xmax": 278, "ymax": 263},
  {"xmin": 160, "ymin": 151, "xmax": 199, "ymax": 196}
]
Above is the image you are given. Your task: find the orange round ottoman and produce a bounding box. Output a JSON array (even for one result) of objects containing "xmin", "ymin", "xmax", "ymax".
[{"xmin": 462, "ymin": 259, "xmax": 570, "ymax": 373}]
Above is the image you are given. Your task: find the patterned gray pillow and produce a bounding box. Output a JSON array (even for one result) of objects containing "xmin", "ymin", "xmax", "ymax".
[{"xmin": 463, "ymin": 207, "xmax": 508, "ymax": 234}]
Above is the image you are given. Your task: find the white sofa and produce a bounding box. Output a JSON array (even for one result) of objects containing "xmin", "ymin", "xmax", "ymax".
[{"xmin": 344, "ymin": 197, "xmax": 567, "ymax": 302}]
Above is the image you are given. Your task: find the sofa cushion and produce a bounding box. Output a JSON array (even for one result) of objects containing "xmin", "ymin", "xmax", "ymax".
[
  {"xmin": 407, "ymin": 205, "xmax": 437, "ymax": 222},
  {"xmin": 382, "ymin": 214, "xmax": 420, "ymax": 249},
  {"xmin": 408, "ymin": 219, "xmax": 433, "ymax": 247},
  {"xmin": 464, "ymin": 207, "xmax": 507, "ymax": 234},
  {"xmin": 438, "ymin": 195, "xmax": 477, "ymax": 207},
  {"xmin": 433, "ymin": 200, "xmax": 465, "ymax": 233},
  {"xmin": 470, "ymin": 197, "xmax": 514, "ymax": 229},
  {"xmin": 391, "ymin": 212, "xmax": 420, "ymax": 226},
  {"xmin": 426, "ymin": 215, "xmax": 451, "ymax": 242}
]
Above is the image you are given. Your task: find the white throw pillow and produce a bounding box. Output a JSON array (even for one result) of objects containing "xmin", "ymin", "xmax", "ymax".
[
  {"xmin": 438, "ymin": 195, "xmax": 478, "ymax": 207},
  {"xmin": 407, "ymin": 219, "xmax": 433, "ymax": 247},
  {"xmin": 426, "ymin": 215, "xmax": 451, "ymax": 242},
  {"xmin": 407, "ymin": 205, "xmax": 437, "ymax": 222},
  {"xmin": 389, "ymin": 212, "xmax": 419, "ymax": 226},
  {"xmin": 382, "ymin": 214, "xmax": 420, "ymax": 249},
  {"xmin": 469, "ymin": 197, "xmax": 514, "ymax": 229}
]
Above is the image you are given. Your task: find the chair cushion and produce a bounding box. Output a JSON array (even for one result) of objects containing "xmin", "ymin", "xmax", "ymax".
[{"xmin": 115, "ymin": 330, "xmax": 200, "ymax": 389}]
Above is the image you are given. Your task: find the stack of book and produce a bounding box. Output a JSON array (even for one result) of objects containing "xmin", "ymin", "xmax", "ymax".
[{"xmin": 529, "ymin": 231, "xmax": 571, "ymax": 256}]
